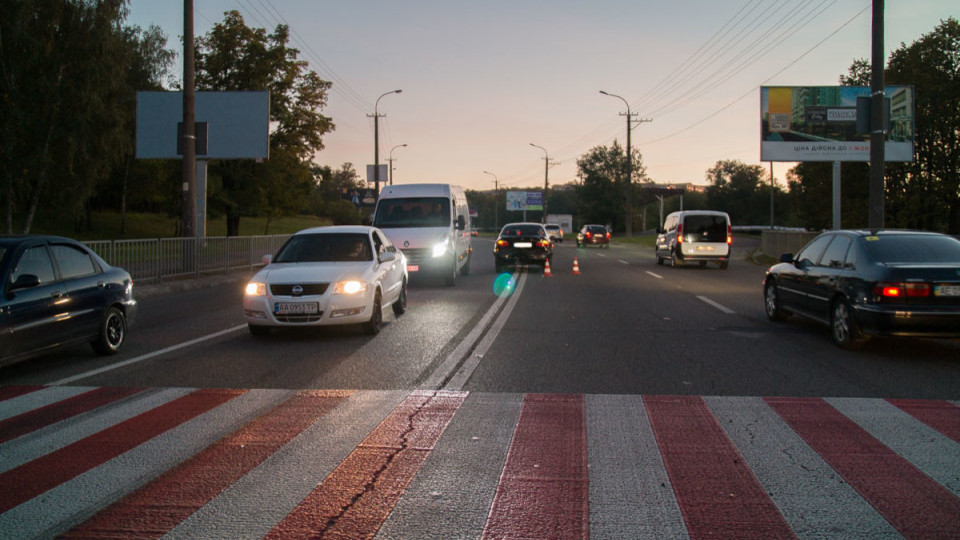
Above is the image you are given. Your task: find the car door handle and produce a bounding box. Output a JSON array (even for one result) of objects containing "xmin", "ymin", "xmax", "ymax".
[
  {"xmin": 97, "ymin": 281, "xmax": 106, "ymax": 288},
  {"xmin": 50, "ymin": 291, "xmax": 64, "ymax": 299}
]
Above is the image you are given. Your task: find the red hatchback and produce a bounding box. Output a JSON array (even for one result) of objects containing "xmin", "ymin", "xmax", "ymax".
[{"xmin": 577, "ymin": 224, "xmax": 610, "ymax": 248}]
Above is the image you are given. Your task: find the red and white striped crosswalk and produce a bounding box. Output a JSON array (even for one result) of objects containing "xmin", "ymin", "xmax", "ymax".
[{"xmin": 1, "ymin": 385, "xmax": 958, "ymax": 539}]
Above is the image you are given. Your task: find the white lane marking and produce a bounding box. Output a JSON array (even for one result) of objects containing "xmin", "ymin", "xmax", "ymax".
[
  {"xmin": 619, "ymin": 260, "xmax": 629, "ymax": 265},
  {"xmin": 48, "ymin": 325, "xmax": 248, "ymax": 386},
  {"xmin": 420, "ymin": 272, "xmax": 523, "ymax": 390},
  {"xmin": 697, "ymin": 295, "xmax": 735, "ymax": 314},
  {"xmin": 646, "ymin": 271, "xmax": 664, "ymax": 279},
  {"xmin": 444, "ymin": 272, "xmax": 528, "ymax": 391}
]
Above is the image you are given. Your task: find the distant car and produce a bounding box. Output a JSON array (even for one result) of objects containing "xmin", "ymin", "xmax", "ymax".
[
  {"xmin": 0, "ymin": 235, "xmax": 136, "ymax": 366},
  {"xmin": 544, "ymin": 224, "xmax": 564, "ymax": 243},
  {"xmin": 577, "ymin": 224, "xmax": 610, "ymax": 248},
  {"xmin": 243, "ymin": 226, "xmax": 407, "ymax": 336},
  {"xmin": 763, "ymin": 229, "xmax": 960, "ymax": 349},
  {"xmin": 494, "ymin": 223, "xmax": 554, "ymax": 272}
]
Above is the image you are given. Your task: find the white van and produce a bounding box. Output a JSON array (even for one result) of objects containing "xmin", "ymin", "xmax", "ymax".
[
  {"xmin": 372, "ymin": 184, "xmax": 472, "ymax": 286},
  {"xmin": 655, "ymin": 210, "xmax": 732, "ymax": 269}
]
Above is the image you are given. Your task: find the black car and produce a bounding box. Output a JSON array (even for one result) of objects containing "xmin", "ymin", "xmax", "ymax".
[
  {"xmin": 494, "ymin": 223, "xmax": 553, "ymax": 272},
  {"xmin": 1, "ymin": 235, "xmax": 137, "ymax": 366},
  {"xmin": 763, "ymin": 230, "xmax": 960, "ymax": 349}
]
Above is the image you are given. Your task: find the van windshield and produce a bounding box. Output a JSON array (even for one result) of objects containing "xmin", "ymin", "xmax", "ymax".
[
  {"xmin": 683, "ymin": 215, "xmax": 728, "ymax": 242},
  {"xmin": 373, "ymin": 197, "xmax": 451, "ymax": 228}
]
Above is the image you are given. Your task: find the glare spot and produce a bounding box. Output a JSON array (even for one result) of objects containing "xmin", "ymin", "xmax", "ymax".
[{"xmin": 493, "ymin": 273, "xmax": 516, "ymax": 297}]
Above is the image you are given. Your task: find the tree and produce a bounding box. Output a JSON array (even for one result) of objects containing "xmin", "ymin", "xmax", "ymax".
[
  {"xmin": 1, "ymin": 0, "xmax": 131, "ymax": 233},
  {"xmin": 195, "ymin": 11, "xmax": 334, "ymax": 236},
  {"xmin": 885, "ymin": 18, "xmax": 960, "ymax": 233},
  {"xmin": 704, "ymin": 160, "xmax": 769, "ymax": 225},
  {"xmin": 575, "ymin": 140, "xmax": 648, "ymax": 232}
]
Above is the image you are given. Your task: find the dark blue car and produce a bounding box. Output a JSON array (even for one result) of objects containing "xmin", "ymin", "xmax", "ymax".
[
  {"xmin": 763, "ymin": 230, "xmax": 960, "ymax": 349},
  {"xmin": 1, "ymin": 235, "xmax": 137, "ymax": 366}
]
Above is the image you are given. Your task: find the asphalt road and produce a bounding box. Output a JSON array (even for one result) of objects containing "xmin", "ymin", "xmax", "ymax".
[{"xmin": 2, "ymin": 236, "xmax": 959, "ymax": 538}]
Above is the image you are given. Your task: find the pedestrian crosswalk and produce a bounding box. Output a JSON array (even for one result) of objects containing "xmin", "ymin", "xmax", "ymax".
[{"xmin": 1, "ymin": 385, "xmax": 958, "ymax": 539}]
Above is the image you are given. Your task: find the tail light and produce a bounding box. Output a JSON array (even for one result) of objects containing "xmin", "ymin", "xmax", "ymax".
[
  {"xmin": 605, "ymin": 232, "xmax": 611, "ymax": 239},
  {"xmin": 727, "ymin": 224, "xmax": 733, "ymax": 245},
  {"xmin": 496, "ymin": 239, "xmax": 509, "ymax": 247},
  {"xmin": 537, "ymin": 239, "xmax": 551, "ymax": 248},
  {"xmin": 874, "ymin": 282, "xmax": 931, "ymax": 299},
  {"xmin": 677, "ymin": 223, "xmax": 683, "ymax": 244},
  {"xmin": 585, "ymin": 231, "xmax": 592, "ymax": 239}
]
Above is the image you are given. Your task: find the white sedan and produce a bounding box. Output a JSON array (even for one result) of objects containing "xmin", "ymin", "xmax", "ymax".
[{"xmin": 243, "ymin": 226, "xmax": 408, "ymax": 336}]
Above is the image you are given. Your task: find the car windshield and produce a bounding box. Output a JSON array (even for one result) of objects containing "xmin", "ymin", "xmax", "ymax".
[
  {"xmin": 862, "ymin": 234, "xmax": 960, "ymax": 263},
  {"xmin": 274, "ymin": 233, "xmax": 372, "ymax": 263},
  {"xmin": 373, "ymin": 197, "xmax": 451, "ymax": 228},
  {"xmin": 501, "ymin": 225, "xmax": 544, "ymax": 237}
]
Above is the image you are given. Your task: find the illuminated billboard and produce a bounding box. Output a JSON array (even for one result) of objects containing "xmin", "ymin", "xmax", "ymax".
[
  {"xmin": 760, "ymin": 86, "xmax": 914, "ymax": 162},
  {"xmin": 506, "ymin": 191, "xmax": 543, "ymax": 211}
]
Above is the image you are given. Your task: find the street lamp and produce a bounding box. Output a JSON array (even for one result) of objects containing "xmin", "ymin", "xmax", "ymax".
[
  {"xmin": 369, "ymin": 89, "xmax": 402, "ymax": 198},
  {"xmin": 600, "ymin": 90, "xmax": 650, "ymax": 238},
  {"xmin": 529, "ymin": 143, "xmax": 549, "ymax": 223},
  {"xmin": 483, "ymin": 170, "xmax": 499, "ymax": 231},
  {"xmin": 389, "ymin": 144, "xmax": 407, "ymax": 186}
]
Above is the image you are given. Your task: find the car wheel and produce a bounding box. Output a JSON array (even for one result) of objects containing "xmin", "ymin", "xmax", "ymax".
[
  {"xmin": 392, "ymin": 279, "xmax": 407, "ymax": 316},
  {"xmin": 91, "ymin": 306, "xmax": 126, "ymax": 355},
  {"xmin": 831, "ymin": 297, "xmax": 868, "ymax": 349},
  {"xmin": 363, "ymin": 291, "xmax": 383, "ymax": 335},
  {"xmin": 248, "ymin": 324, "xmax": 271, "ymax": 337},
  {"xmin": 764, "ymin": 281, "xmax": 789, "ymax": 322}
]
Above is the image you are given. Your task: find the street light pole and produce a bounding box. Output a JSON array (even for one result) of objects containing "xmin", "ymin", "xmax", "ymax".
[
  {"xmin": 600, "ymin": 90, "xmax": 650, "ymax": 237},
  {"xmin": 389, "ymin": 144, "xmax": 407, "ymax": 186},
  {"xmin": 369, "ymin": 89, "xmax": 402, "ymax": 199},
  {"xmin": 484, "ymin": 170, "xmax": 499, "ymax": 231},
  {"xmin": 530, "ymin": 143, "xmax": 549, "ymax": 223}
]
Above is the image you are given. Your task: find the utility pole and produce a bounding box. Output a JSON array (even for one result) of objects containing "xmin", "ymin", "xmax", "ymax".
[
  {"xmin": 600, "ymin": 91, "xmax": 650, "ymax": 237},
  {"xmin": 530, "ymin": 144, "xmax": 554, "ymax": 223},
  {"xmin": 484, "ymin": 171, "xmax": 499, "ymax": 231},
  {"xmin": 868, "ymin": 0, "xmax": 885, "ymax": 231},
  {"xmin": 181, "ymin": 0, "xmax": 196, "ymax": 239},
  {"xmin": 368, "ymin": 90, "xmax": 401, "ymax": 199}
]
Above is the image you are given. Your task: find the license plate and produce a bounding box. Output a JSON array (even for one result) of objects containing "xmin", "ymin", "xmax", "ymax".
[
  {"xmin": 696, "ymin": 246, "xmax": 715, "ymax": 251},
  {"xmin": 514, "ymin": 242, "xmax": 533, "ymax": 248},
  {"xmin": 407, "ymin": 265, "xmax": 419, "ymax": 272},
  {"xmin": 935, "ymin": 285, "xmax": 960, "ymax": 297},
  {"xmin": 275, "ymin": 302, "xmax": 319, "ymax": 315}
]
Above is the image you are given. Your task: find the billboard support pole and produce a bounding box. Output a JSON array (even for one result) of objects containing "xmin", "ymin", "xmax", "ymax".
[
  {"xmin": 833, "ymin": 161, "xmax": 842, "ymax": 230},
  {"xmin": 868, "ymin": 0, "xmax": 885, "ymax": 231}
]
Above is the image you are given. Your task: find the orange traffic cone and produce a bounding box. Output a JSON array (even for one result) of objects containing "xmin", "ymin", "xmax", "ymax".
[
  {"xmin": 543, "ymin": 259, "xmax": 553, "ymax": 277},
  {"xmin": 572, "ymin": 258, "xmax": 581, "ymax": 275}
]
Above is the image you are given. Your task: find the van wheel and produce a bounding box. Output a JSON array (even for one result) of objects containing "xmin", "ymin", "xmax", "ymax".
[
  {"xmin": 459, "ymin": 252, "xmax": 471, "ymax": 276},
  {"xmin": 444, "ymin": 256, "xmax": 457, "ymax": 286},
  {"xmin": 670, "ymin": 249, "xmax": 683, "ymax": 267},
  {"xmin": 719, "ymin": 261, "xmax": 729, "ymax": 270},
  {"xmin": 656, "ymin": 253, "xmax": 664, "ymax": 265}
]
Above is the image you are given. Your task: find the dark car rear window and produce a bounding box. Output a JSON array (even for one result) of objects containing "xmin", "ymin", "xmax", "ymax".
[
  {"xmin": 862, "ymin": 234, "xmax": 960, "ymax": 263},
  {"xmin": 682, "ymin": 215, "xmax": 727, "ymax": 242},
  {"xmin": 502, "ymin": 225, "xmax": 544, "ymax": 237},
  {"xmin": 586, "ymin": 226, "xmax": 607, "ymax": 234}
]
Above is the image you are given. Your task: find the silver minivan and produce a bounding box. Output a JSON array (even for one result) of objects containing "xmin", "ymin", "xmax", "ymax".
[{"xmin": 655, "ymin": 210, "xmax": 732, "ymax": 269}]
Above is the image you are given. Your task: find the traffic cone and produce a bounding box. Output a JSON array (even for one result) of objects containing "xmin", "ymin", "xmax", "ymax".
[
  {"xmin": 543, "ymin": 259, "xmax": 553, "ymax": 277},
  {"xmin": 572, "ymin": 258, "xmax": 581, "ymax": 275}
]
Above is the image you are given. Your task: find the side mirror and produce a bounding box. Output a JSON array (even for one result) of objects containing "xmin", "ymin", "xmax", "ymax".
[
  {"xmin": 379, "ymin": 251, "xmax": 396, "ymax": 263},
  {"xmin": 11, "ymin": 274, "xmax": 41, "ymax": 290},
  {"xmin": 261, "ymin": 254, "xmax": 273, "ymax": 266},
  {"xmin": 456, "ymin": 215, "xmax": 466, "ymax": 231},
  {"xmin": 779, "ymin": 253, "xmax": 794, "ymax": 264}
]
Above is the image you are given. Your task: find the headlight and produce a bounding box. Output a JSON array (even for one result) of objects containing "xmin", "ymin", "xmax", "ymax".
[
  {"xmin": 432, "ymin": 241, "xmax": 449, "ymax": 258},
  {"xmin": 245, "ymin": 282, "xmax": 266, "ymax": 296},
  {"xmin": 334, "ymin": 280, "xmax": 368, "ymax": 295}
]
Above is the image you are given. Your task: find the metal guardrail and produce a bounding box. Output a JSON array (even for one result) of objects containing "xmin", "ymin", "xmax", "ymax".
[
  {"xmin": 84, "ymin": 235, "xmax": 291, "ymax": 285},
  {"xmin": 760, "ymin": 230, "xmax": 819, "ymax": 258}
]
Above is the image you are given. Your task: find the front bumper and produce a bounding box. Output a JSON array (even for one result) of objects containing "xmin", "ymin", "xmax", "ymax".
[{"xmin": 243, "ymin": 292, "xmax": 372, "ymax": 327}]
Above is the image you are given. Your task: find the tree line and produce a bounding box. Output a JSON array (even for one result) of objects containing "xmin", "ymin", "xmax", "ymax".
[{"xmin": 3, "ymin": 4, "xmax": 956, "ymax": 236}]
